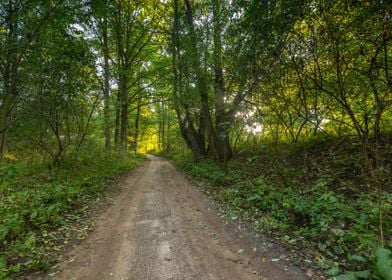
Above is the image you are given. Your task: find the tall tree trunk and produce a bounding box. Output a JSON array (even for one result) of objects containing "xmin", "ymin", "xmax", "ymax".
[
  {"xmin": 158, "ymin": 104, "xmax": 162, "ymax": 150},
  {"xmin": 133, "ymin": 98, "xmax": 142, "ymax": 153},
  {"xmin": 0, "ymin": 96, "xmax": 13, "ymax": 156},
  {"xmin": 166, "ymin": 119, "xmax": 171, "ymax": 152},
  {"xmin": 114, "ymin": 89, "xmax": 121, "ymax": 147},
  {"xmin": 0, "ymin": 1, "xmax": 18, "ymax": 157},
  {"xmin": 171, "ymin": 0, "xmax": 205, "ymax": 159},
  {"xmin": 161, "ymin": 108, "xmax": 165, "ymax": 151},
  {"xmin": 183, "ymin": 0, "xmax": 217, "ymax": 159},
  {"xmin": 212, "ymin": 0, "xmax": 232, "ymax": 163},
  {"xmin": 119, "ymin": 72, "xmax": 128, "ymax": 154},
  {"xmin": 102, "ymin": 7, "xmax": 111, "ymax": 150}
]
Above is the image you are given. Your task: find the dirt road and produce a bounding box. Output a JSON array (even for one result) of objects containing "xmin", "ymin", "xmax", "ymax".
[{"xmin": 48, "ymin": 155, "xmax": 310, "ymax": 280}]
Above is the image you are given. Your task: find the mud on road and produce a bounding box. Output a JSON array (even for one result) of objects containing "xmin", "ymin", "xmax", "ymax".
[{"xmin": 39, "ymin": 155, "xmax": 311, "ymax": 280}]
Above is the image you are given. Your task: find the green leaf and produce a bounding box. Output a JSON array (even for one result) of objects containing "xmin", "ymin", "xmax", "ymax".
[
  {"xmin": 10, "ymin": 264, "xmax": 20, "ymax": 273},
  {"xmin": 326, "ymin": 267, "xmax": 340, "ymax": 276},
  {"xmin": 0, "ymin": 225, "xmax": 8, "ymax": 241},
  {"xmin": 375, "ymin": 247, "xmax": 392, "ymax": 280},
  {"xmin": 333, "ymin": 273, "xmax": 357, "ymax": 280},
  {"xmin": 353, "ymin": 271, "xmax": 371, "ymax": 279},
  {"xmin": 333, "ymin": 270, "xmax": 370, "ymax": 280},
  {"xmin": 0, "ymin": 257, "xmax": 6, "ymax": 270},
  {"xmin": 349, "ymin": 255, "xmax": 366, "ymax": 263},
  {"xmin": 318, "ymin": 242, "xmax": 327, "ymax": 252},
  {"xmin": 30, "ymin": 209, "xmax": 38, "ymax": 220},
  {"xmin": 0, "ymin": 257, "xmax": 7, "ymax": 280}
]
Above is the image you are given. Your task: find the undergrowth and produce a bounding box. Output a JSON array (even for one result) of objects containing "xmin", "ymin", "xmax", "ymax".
[
  {"xmin": 168, "ymin": 137, "xmax": 392, "ymax": 279},
  {"xmin": 0, "ymin": 147, "xmax": 144, "ymax": 279}
]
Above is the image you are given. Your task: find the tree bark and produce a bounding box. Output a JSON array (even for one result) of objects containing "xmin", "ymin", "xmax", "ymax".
[
  {"xmin": 102, "ymin": 5, "xmax": 111, "ymax": 150},
  {"xmin": 133, "ymin": 98, "xmax": 142, "ymax": 153},
  {"xmin": 114, "ymin": 89, "xmax": 121, "ymax": 147},
  {"xmin": 212, "ymin": 0, "xmax": 232, "ymax": 163},
  {"xmin": 171, "ymin": 0, "xmax": 206, "ymax": 159},
  {"xmin": 119, "ymin": 72, "xmax": 128, "ymax": 153},
  {"xmin": 0, "ymin": 1, "xmax": 18, "ymax": 157},
  {"xmin": 183, "ymin": 0, "xmax": 217, "ymax": 159}
]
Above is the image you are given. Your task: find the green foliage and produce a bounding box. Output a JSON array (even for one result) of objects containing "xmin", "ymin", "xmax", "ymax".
[
  {"xmin": 0, "ymin": 0, "xmax": 391, "ymax": 278},
  {"xmin": 375, "ymin": 248, "xmax": 392, "ymax": 280},
  {"xmin": 169, "ymin": 138, "xmax": 391, "ymax": 277},
  {"xmin": 332, "ymin": 247, "xmax": 392, "ymax": 280},
  {"xmin": 182, "ymin": 159, "xmax": 229, "ymax": 186},
  {"xmin": 332, "ymin": 270, "xmax": 371, "ymax": 280},
  {"xmin": 0, "ymin": 257, "xmax": 6, "ymax": 279},
  {"xmin": 0, "ymin": 147, "xmax": 143, "ymax": 278}
]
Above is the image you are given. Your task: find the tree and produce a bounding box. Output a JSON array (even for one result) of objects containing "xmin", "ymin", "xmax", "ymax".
[
  {"xmin": 0, "ymin": 0, "xmax": 66, "ymax": 157},
  {"xmin": 91, "ymin": 0, "xmax": 112, "ymax": 150}
]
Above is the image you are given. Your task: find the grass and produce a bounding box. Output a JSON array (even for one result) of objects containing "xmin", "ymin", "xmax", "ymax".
[
  {"xmin": 0, "ymin": 147, "xmax": 144, "ymax": 279},
  {"xmin": 166, "ymin": 137, "xmax": 392, "ymax": 279}
]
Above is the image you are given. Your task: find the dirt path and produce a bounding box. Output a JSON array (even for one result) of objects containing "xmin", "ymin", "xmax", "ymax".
[{"xmin": 42, "ymin": 155, "xmax": 311, "ymax": 280}]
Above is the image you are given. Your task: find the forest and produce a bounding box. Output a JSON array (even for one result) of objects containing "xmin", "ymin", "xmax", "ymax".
[{"xmin": 0, "ymin": 0, "xmax": 391, "ymax": 279}]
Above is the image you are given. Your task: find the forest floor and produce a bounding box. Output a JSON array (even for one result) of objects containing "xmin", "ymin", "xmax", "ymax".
[{"xmin": 27, "ymin": 155, "xmax": 316, "ymax": 280}]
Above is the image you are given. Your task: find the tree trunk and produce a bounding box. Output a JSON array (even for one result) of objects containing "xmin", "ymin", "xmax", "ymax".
[
  {"xmin": 171, "ymin": 0, "xmax": 205, "ymax": 160},
  {"xmin": 102, "ymin": 8, "xmax": 111, "ymax": 150},
  {"xmin": 161, "ymin": 110, "xmax": 165, "ymax": 151},
  {"xmin": 183, "ymin": 0, "xmax": 217, "ymax": 159},
  {"xmin": 119, "ymin": 73, "xmax": 128, "ymax": 154},
  {"xmin": 212, "ymin": 0, "xmax": 232, "ymax": 163},
  {"xmin": 0, "ymin": 97, "xmax": 12, "ymax": 156},
  {"xmin": 114, "ymin": 89, "xmax": 121, "ymax": 147},
  {"xmin": 133, "ymin": 99, "xmax": 142, "ymax": 153},
  {"xmin": 166, "ymin": 119, "xmax": 171, "ymax": 152},
  {"xmin": 0, "ymin": 1, "xmax": 18, "ymax": 157}
]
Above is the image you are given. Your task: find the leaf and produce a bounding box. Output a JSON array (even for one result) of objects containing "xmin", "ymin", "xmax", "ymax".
[
  {"xmin": 333, "ymin": 270, "xmax": 370, "ymax": 280},
  {"xmin": 0, "ymin": 225, "xmax": 8, "ymax": 241},
  {"xmin": 30, "ymin": 209, "xmax": 38, "ymax": 220},
  {"xmin": 326, "ymin": 267, "xmax": 340, "ymax": 277},
  {"xmin": 10, "ymin": 264, "xmax": 20, "ymax": 273},
  {"xmin": 353, "ymin": 271, "xmax": 371, "ymax": 279},
  {"xmin": 375, "ymin": 247, "xmax": 392, "ymax": 280},
  {"xmin": 318, "ymin": 242, "xmax": 327, "ymax": 252},
  {"xmin": 0, "ymin": 257, "xmax": 6, "ymax": 269},
  {"xmin": 349, "ymin": 255, "xmax": 366, "ymax": 263},
  {"xmin": 0, "ymin": 257, "xmax": 7, "ymax": 280}
]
